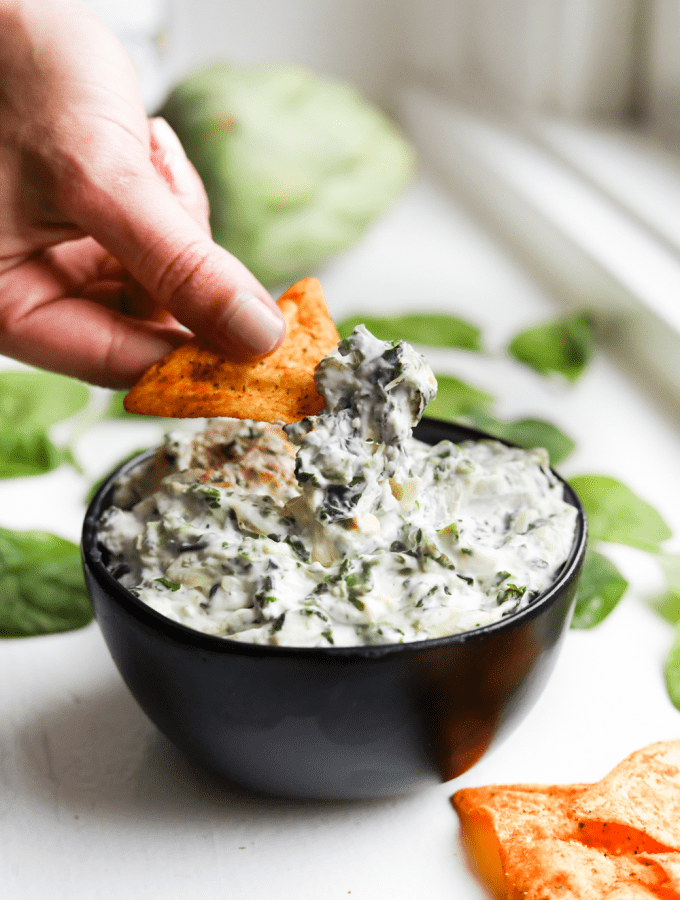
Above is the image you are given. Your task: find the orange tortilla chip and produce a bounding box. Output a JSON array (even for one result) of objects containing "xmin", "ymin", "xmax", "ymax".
[
  {"xmin": 452, "ymin": 740, "xmax": 680, "ymax": 899},
  {"xmin": 123, "ymin": 277, "xmax": 340, "ymax": 422},
  {"xmin": 452, "ymin": 784, "xmax": 590, "ymax": 899},
  {"xmin": 570, "ymin": 740, "xmax": 680, "ymax": 853},
  {"xmin": 504, "ymin": 839, "xmax": 671, "ymax": 900}
]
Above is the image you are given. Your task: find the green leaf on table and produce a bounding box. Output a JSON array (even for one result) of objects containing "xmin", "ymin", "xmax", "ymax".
[
  {"xmin": 507, "ymin": 311, "xmax": 594, "ymax": 382},
  {"xmin": 650, "ymin": 553, "xmax": 680, "ymax": 624},
  {"xmin": 0, "ymin": 431, "xmax": 72, "ymax": 478},
  {"xmin": 0, "ymin": 371, "xmax": 90, "ymax": 479},
  {"xmin": 337, "ymin": 313, "xmax": 482, "ymax": 350},
  {"xmin": 653, "ymin": 589, "xmax": 680, "ymax": 626},
  {"xmin": 657, "ymin": 552, "xmax": 680, "ymax": 592},
  {"xmin": 425, "ymin": 374, "xmax": 495, "ymax": 420},
  {"xmin": 570, "ymin": 548, "xmax": 628, "ymax": 629},
  {"xmin": 0, "ymin": 527, "xmax": 92, "ymax": 637},
  {"xmin": 664, "ymin": 628, "xmax": 680, "ymax": 711},
  {"xmin": 569, "ymin": 475, "xmax": 672, "ymax": 552},
  {"xmin": 0, "ymin": 370, "xmax": 89, "ymax": 432},
  {"xmin": 105, "ymin": 390, "xmax": 183, "ymax": 426},
  {"xmin": 466, "ymin": 410, "xmax": 575, "ymax": 466},
  {"xmin": 105, "ymin": 390, "xmax": 136, "ymax": 419}
]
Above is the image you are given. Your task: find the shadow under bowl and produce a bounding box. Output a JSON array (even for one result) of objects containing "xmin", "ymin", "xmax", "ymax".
[{"xmin": 81, "ymin": 417, "xmax": 587, "ymax": 800}]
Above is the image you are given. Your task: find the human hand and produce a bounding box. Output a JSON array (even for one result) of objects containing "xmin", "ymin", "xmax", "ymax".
[{"xmin": 0, "ymin": 0, "xmax": 285, "ymax": 389}]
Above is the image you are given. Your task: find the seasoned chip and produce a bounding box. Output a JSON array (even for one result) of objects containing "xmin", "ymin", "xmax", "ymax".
[
  {"xmin": 570, "ymin": 740, "xmax": 680, "ymax": 853},
  {"xmin": 452, "ymin": 740, "xmax": 680, "ymax": 899},
  {"xmin": 452, "ymin": 784, "xmax": 589, "ymax": 898},
  {"xmin": 123, "ymin": 277, "xmax": 340, "ymax": 422},
  {"xmin": 505, "ymin": 839, "xmax": 670, "ymax": 899}
]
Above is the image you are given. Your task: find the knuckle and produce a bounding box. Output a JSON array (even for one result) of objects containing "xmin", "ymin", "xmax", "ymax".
[{"xmin": 148, "ymin": 240, "xmax": 214, "ymax": 312}]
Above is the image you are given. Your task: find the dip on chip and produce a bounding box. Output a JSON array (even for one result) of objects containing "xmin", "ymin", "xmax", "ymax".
[
  {"xmin": 123, "ymin": 277, "xmax": 340, "ymax": 422},
  {"xmin": 452, "ymin": 739, "xmax": 680, "ymax": 899}
]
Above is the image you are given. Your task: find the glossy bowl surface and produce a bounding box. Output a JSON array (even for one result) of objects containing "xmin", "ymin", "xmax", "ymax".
[{"xmin": 81, "ymin": 418, "xmax": 587, "ymax": 799}]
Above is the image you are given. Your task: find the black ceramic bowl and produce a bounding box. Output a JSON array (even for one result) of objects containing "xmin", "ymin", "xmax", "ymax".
[{"xmin": 82, "ymin": 418, "xmax": 587, "ymax": 800}]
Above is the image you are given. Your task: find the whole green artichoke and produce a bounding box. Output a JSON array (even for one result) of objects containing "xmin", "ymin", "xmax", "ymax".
[{"xmin": 160, "ymin": 64, "xmax": 415, "ymax": 288}]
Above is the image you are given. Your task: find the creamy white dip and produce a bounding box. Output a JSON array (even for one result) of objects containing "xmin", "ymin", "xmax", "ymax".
[{"xmin": 98, "ymin": 326, "xmax": 578, "ymax": 647}]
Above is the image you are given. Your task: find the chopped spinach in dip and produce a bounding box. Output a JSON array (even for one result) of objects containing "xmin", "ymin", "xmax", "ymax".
[{"xmin": 98, "ymin": 326, "xmax": 578, "ymax": 647}]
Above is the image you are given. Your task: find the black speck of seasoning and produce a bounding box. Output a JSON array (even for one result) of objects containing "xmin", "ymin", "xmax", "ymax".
[
  {"xmin": 272, "ymin": 612, "xmax": 286, "ymax": 632},
  {"xmin": 111, "ymin": 563, "xmax": 131, "ymax": 578},
  {"xmin": 177, "ymin": 541, "xmax": 208, "ymax": 553},
  {"xmin": 209, "ymin": 583, "xmax": 220, "ymax": 598}
]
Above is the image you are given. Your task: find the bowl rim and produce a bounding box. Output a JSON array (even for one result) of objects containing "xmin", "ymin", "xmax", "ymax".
[{"xmin": 81, "ymin": 416, "xmax": 587, "ymax": 661}]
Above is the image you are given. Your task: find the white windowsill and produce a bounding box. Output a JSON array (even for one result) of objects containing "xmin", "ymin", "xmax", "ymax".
[{"xmin": 399, "ymin": 86, "xmax": 680, "ymax": 410}]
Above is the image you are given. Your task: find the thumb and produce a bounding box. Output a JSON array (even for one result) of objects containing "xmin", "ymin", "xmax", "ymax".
[{"xmin": 65, "ymin": 150, "xmax": 285, "ymax": 359}]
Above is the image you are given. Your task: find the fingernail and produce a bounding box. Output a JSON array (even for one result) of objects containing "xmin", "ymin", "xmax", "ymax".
[{"xmin": 219, "ymin": 292, "xmax": 285, "ymax": 355}]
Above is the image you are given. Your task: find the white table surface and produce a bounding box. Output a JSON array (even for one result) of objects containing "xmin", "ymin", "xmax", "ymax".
[{"xmin": 2, "ymin": 173, "xmax": 680, "ymax": 899}]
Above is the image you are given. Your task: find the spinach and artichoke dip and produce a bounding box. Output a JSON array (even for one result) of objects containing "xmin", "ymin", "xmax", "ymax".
[{"xmin": 98, "ymin": 326, "xmax": 578, "ymax": 647}]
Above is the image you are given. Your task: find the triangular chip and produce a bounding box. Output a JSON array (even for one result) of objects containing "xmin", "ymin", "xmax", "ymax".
[
  {"xmin": 123, "ymin": 277, "xmax": 340, "ymax": 422},
  {"xmin": 452, "ymin": 782, "xmax": 677, "ymax": 899},
  {"xmin": 569, "ymin": 740, "xmax": 680, "ymax": 853},
  {"xmin": 452, "ymin": 784, "xmax": 590, "ymax": 898},
  {"xmin": 452, "ymin": 740, "xmax": 680, "ymax": 899}
]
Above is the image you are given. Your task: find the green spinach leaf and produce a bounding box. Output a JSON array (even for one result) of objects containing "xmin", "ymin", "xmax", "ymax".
[
  {"xmin": 653, "ymin": 589, "xmax": 680, "ymax": 626},
  {"xmin": 664, "ymin": 628, "xmax": 680, "ymax": 711},
  {"xmin": 571, "ymin": 548, "xmax": 628, "ymax": 629},
  {"xmin": 105, "ymin": 390, "xmax": 183, "ymax": 426},
  {"xmin": 337, "ymin": 313, "xmax": 482, "ymax": 350},
  {"xmin": 467, "ymin": 411, "xmax": 575, "ymax": 466},
  {"xmin": 650, "ymin": 553, "xmax": 680, "ymax": 624},
  {"xmin": 655, "ymin": 556, "xmax": 680, "ymax": 710},
  {"xmin": 0, "ymin": 527, "xmax": 92, "ymax": 637},
  {"xmin": 105, "ymin": 390, "xmax": 137, "ymax": 419},
  {"xmin": 0, "ymin": 431, "xmax": 72, "ymax": 478},
  {"xmin": 0, "ymin": 370, "xmax": 89, "ymax": 432},
  {"xmin": 425, "ymin": 374, "xmax": 494, "ymax": 419},
  {"xmin": 569, "ymin": 475, "xmax": 671, "ymax": 552},
  {"xmin": 657, "ymin": 551, "xmax": 680, "ymax": 593},
  {"xmin": 508, "ymin": 311, "xmax": 594, "ymax": 382},
  {"xmin": 0, "ymin": 371, "xmax": 90, "ymax": 478}
]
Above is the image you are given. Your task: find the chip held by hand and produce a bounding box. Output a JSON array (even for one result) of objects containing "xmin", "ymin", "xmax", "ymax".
[{"xmin": 123, "ymin": 277, "xmax": 340, "ymax": 422}]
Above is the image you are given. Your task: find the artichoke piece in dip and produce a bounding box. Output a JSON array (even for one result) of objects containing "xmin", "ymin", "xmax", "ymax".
[{"xmin": 98, "ymin": 326, "xmax": 578, "ymax": 647}]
